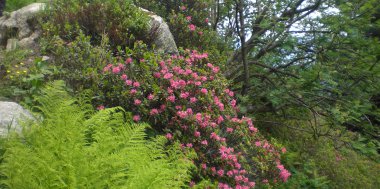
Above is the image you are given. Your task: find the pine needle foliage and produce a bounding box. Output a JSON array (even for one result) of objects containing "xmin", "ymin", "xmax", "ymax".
[{"xmin": 0, "ymin": 81, "xmax": 194, "ymax": 189}]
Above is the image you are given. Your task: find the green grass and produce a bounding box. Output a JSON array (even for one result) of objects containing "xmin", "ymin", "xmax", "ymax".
[{"xmin": 5, "ymin": 0, "xmax": 48, "ymax": 12}]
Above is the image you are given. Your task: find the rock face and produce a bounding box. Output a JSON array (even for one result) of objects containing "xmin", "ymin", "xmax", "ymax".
[
  {"xmin": 0, "ymin": 101, "xmax": 34, "ymax": 137},
  {"xmin": 0, "ymin": 4, "xmax": 177, "ymax": 53},
  {"xmin": 141, "ymin": 8, "xmax": 178, "ymax": 54},
  {"xmin": 0, "ymin": 3, "xmax": 45, "ymax": 50}
]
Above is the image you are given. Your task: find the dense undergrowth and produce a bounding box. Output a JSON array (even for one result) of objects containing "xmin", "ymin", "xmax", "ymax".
[
  {"xmin": 0, "ymin": 81, "xmax": 195, "ymax": 188},
  {"xmin": 0, "ymin": 0, "xmax": 379, "ymax": 188}
]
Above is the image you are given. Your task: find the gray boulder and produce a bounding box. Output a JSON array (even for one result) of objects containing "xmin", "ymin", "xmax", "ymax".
[
  {"xmin": 0, "ymin": 101, "xmax": 34, "ymax": 137},
  {"xmin": 141, "ymin": 8, "xmax": 178, "ymax": 54},
  {"xmin": 0, "ymin": 3, "xmax": 45, "ymax": 50}
]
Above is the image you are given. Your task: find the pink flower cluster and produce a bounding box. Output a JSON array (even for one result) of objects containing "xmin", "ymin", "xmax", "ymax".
[
  {"xmin": 101, "ymin": 50, "xmax": 289, "ymax": 188},
  {"xmin": 277, "ymin": 163, "xmax": 291, "ymax": 182}
]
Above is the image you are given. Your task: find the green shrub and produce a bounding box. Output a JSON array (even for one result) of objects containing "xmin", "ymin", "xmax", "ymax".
[
  {"xmin": 0, "ymin": 49, "xmax": 54, "ymax": 104},
  {"xmin": 41, "ymin": 0, "xmax": 149, "ymax": 49},
  {"xmin": 0, "ymin": 81, "xmax": 194, "ymax": 188},
  {"xmin": 270, "ymin": 119, "xmax": 380, "ymax": 189},
  {"xmin": 40, "ymin": 32, "xmax": 115, "ymax": 93}
]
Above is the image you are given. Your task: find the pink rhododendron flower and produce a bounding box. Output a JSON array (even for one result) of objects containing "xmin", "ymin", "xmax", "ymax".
[
  {"xmin": 211, "ymin": 167, "xmax": 216, "ymax": 174},
  {"xmin": 133, "ymin": 81, "xmax": 140, "ymax": 87},
  {"xmin": 180, "ymin": 6, "xmax": 186, "ymax": 10},
  {"xmin": 255, "ymin": 141, "xmax": 261, "ymax": 147},
  {"xmin": 181, "ymin": 125, "xmax": 188, "ymax": 130},
  {"xmin": 186, "ymin": 108, "xmax": 193, "ymax": 115},
  {"xmin": 194, "ymin": 81, "xmax": 202, "ymax": 86},
  {"xmin": 190, "ymin": 97, "xmax": 198, "ymax": 103},
  {"xmin": 175, "ymin": 105, "xmax": 182, "ymax": 110},
  {"xmin": 196, "ymin": 113, "xmax": 202, "ymax": 122},
  {"xmin": 103, "ymin": 64, "xmax": 112, "ymax": 72},
  {"xmin": 121, "ymin": 74, "xmax": 127, "ymax": 80},
  {"xmin": 186, "ymin": 143, "xmax": 193, "ymax": 148},
  {"xmin": 201, "ymin": 88, "xmax": 208, "ymax": 94},
  {"xmin": 249, "ymin": 126, "xmax": 258, "ymax": 132},
  {"xmin": 112, "ymin": 66, "xmax": 121, "ymax": 74},
  {"xmin": 164, "ymin": 73, "xmax": 173, "ymax": 79},
  {"xmin": 180, "ymin": 92, "xmax": 190, "ymax": 99},
  {"xmin": 153, "ymin": 72, "xmax": 161, "ymax": 78},
  {"xmin": 277, "ymin": 163, "xmax": 291, "ymax": 182},
  {"xmin": 207, "ymin": 64, "xmax": 220, "ymax": 74},
  {"xmin": 177, "ymin": 111, "xmax": 188, "ymax": 118},
  {"xmin": 217, "ymin": 169, "xmax": 225, "ymax": 177},
  {"xmin": 263, "ymin": 142, "xmax": 270, "ymax": 149},
  {"xmin": 281, "ymin": 147, "xmax": 287, "ymax": 154},
  {"xmin": 218, "ymin": 103, "xmax": 225, "ymax": 111},
  {"xmin": 150, "ymin": 108, "xmax": 159, "ymax": 115},
  {"xmin": 205, "ymin": 18, "xmax": 209, "ymax": 23},
  {"xmin": 125, "ymin": 80, "xmax": 133, "ymax": 86},
  {"xmin": 194, "ymin": 131, "xmax": 201, "ymax": 137},
  {"xmin": 130, "ymin": 89, "xmax": 137, "ymax": 95},
  {"xmin": 191, "ymin": 72, "xmax": 198, "ymax": 79},
  {"xmin": 227, "ymin": 171, "xmax": 234, "ymax": 177},
  {"xmin": 201, "ymin": 163, "xmax": 207, "ymax": 169},
  {"xmin": 249, "ymin": 182, "xmax": 256, "ymax": 188},
  {"xmin": 134, "ymin": 99, "xmax": 142, "ymax": 105},
  {"xmin": 133, "ymin": 115, "xmax": 141, "ymax": 122},
  {"xmin": 166, "ymin": 133, "xmax": 173, "ymax": 140},
  {"xmin": 160, "ymin": 104, "xmax": 166, "ymax": 110},
  {"xmin": 217, "ymin": 115, "xmax": 224, "ymax": 124},
  {"xmin": 97, "ymin": 105, "xmax": 105, "ymax": 110},
  {"xmin": 118, "ymin": 63, "xmax": 125, "ymax": 69},
  {"xmin": 178, "ymin": 79, "xmax": 187, "ymax": 87},
  {"xmin": 148, "ymin": 94, "xmax": 154, "ymax": 100},
  {"xmin": 167, "ymin": 95, "xmax": 176, "ymax": 102},
  {"xmin": 189, "ymin": 24, "xmax": 196, "ymax": 31},
  {"xmin": 210, "ymin": 132, "xmax": 220, "ymax": 141},
  {"xmin": 231, "ymin": 99, "xmax": 237, "ymax": 107},
  {"xmin": 227, "ymin": 128, "xmax": 234, "ymax": 133},
  {"xmin": 185, "ymin": 69, "xmax": 192, "ymax": 75},
  {"xmin": 125, "ymin": 57, "xmax": 133, "ymax": 64},
  {"xmin": 167, "ymin": 87, "xmax": 174, "ymax": 94},
  {"xmin": 186, "ymin": 16, "xmax": 192, "ymax": 21},
  {"xmin": 201, "ymin": 140, "xmax": 208, "ymax": 146}
]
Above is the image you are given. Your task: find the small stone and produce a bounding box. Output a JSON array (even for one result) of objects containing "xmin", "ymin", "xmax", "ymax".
[
  {"xmin": 6, "ymin": 38, "xmax": 18, "ymax": 51},
  {"xmin": 0, "ymin": 101, "xmax": 35, "ymax": 137}
]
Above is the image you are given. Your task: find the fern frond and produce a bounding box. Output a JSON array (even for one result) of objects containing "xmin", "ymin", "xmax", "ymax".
[{"xmin": 0, "ymin": 81, "xmax": 195, "ymax": 189}]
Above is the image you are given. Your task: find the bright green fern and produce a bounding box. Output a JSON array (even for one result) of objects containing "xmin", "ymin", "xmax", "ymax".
[{"xmin": 0, "ymin": 81, "xmax": 194, "ymax": 189}]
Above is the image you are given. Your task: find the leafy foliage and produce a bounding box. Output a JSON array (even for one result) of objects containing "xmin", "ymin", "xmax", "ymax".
[
  {"xmin": 0, "ymin": 49, "xmax": 55, "ymax": 104},
  {"xmin": 275, "ymin": 120, "xmax": 380, "ymax": 189},
  {"xmin": 41, "ymin": 0, "xmax": 149, "ymax": 49},
  {"xmin": 0, "ymin": 81, "xmax": 194, "ymax": 189}
]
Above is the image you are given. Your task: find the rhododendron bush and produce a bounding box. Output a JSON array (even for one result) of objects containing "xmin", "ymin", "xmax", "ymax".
[{"xmin": 98, "ymin": 42, "xmax": 290, "ymax": 188}]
